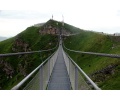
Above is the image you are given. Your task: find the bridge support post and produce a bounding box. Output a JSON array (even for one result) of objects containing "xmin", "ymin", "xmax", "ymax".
[
  {"xmin": 75, "ymin": 67, "xmax": 78, "ymax": 90},
  {"xmin": 67, "ymin": 57, "xmax": 70, "ymax": 75},
  {"xmin": 68, "ymin": 59, "xmax": 70, "ymax": 76},
  {"xmin": 48, "ymin": 60, "xmax": 50, "ymax": 81},
  {"xmin": 40, "ymin": 67, "xmax": 43, "ymax": 90}
]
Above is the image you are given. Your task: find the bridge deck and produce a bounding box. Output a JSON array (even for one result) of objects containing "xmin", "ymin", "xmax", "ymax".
[{"xmin": 47, "ymin": 46, "xmax": 71, "ymax": 90}]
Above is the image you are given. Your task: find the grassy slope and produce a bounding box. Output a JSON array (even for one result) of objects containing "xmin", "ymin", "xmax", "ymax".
[
  {"xmin": 0, "ymin": 25, "xmax": 58, "ymax": 89},
  {"xmin": 64, "ymin": 30, "xmax": 120, "ymax": 90}
]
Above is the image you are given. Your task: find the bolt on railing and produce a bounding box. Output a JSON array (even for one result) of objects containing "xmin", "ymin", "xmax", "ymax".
[
  {"xmin": 11, "ymin": 48, "xmax": 59, "ymax": 90},
  {"xmin": 62, "ymin": 48, "xmax": 101, "ymax": 90}
]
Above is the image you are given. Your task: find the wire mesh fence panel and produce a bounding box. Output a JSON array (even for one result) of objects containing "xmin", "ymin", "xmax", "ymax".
[
  {"xmin": 43, "ymin": 62, "xmax": 49, "ymax": 89},
  {"xmin": 66, "ymin": 57, "xmax": 70, "ymax": 74},
  {"xmin": 50, "ymin": 58, "xmax": 53, "ymax": 75},
  {"xmin": 49, "ymin": 49, "xmax": 59, "ymax": 75},
  {"xmin": 69, "ymin": 60, "xmax": 75, "ymax": 90},
  {"xmin": 53, "ymin": 49, "xmax": 59, "ymax": 65},
  {"xmin": 23, "ymin": 70, "xmax": 40, "ymax": 90},
  {"xmin": 77, "ymin": 70, "xmax": 91, "ymax": 90},
  {"xmin": 62, "ymin": 50, "xmax": 69, "ymax": 74}
]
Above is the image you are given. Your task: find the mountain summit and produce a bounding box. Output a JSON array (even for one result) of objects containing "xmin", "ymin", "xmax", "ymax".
[{"xmin": 35, "ymin": 19, "xmax": 82, "ymax": 36}]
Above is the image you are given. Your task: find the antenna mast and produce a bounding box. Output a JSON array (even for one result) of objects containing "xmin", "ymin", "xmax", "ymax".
[
  {"xmin": 62, "ymin": 15, "xmax": 64, "ymax": 26},
  {"xmin": 52, "ymin": 14, "xmax": 53, "ymax": 20}
]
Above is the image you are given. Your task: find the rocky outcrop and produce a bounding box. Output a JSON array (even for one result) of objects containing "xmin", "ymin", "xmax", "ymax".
[
  {"xmin": 40, "ymin": 25, "xmax": 57, "ymax": 35},
  {"xmin": 90, "ymin": 64, "xmax": 118, "ymax": 82},
  {"xmin": 0, "ymin": 37, "xmax": 32, "ymax": 80},
  {"xmin": 18, "ymin": 63, "xmax": 27, "ymax": 76},
  {"xmin": 39, "ymin": 25, "xmax": 72, "ymax": 36},
  {"xmin": 12, "ymin": 38, "xmax": 31, "ymax": 52},
  {"xmin": 0, "ymin": 60, "xmax": 14, "ymax": 79}
]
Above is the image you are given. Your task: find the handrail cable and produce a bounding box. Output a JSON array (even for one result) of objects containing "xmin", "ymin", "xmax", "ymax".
[
  {"xmin": 0, "ymin": 44, "xmax": 58, "ymax": 57},
  {"xmin": 63, "ymin": 43, "xmax": 120, "ymax": 58}
]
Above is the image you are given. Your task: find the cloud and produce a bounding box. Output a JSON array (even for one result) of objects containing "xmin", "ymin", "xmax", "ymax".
[
  {"xmin": 1, "ymin": 0, "xmax": 120, "ymax": 37},
  {"xmin": 0, "ymin": 10, "xmax": 50, "ymax": 20},
  {"xmin": 116, "ymin": 10, "xmax": 120, "ymax": 16},
  {"xmin": 0, "ymin": 10, "xmax": 66, "ymax": 37}
]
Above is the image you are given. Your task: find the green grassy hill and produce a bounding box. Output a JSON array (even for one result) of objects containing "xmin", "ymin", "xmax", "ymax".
[
  {"xmin": 0, "ymin": 19, "xmax": 120, "ymax": 90},
  {"xmin": 64, "ymin": 30, "xmax": 120, "ymax": 90},
  {"xmin": 0, "ymin": 19, "xmax": 80, "ymax": 90},
  {"xmin": 0, "ymin": 22, "xmax": 58, "ymax": 89}
]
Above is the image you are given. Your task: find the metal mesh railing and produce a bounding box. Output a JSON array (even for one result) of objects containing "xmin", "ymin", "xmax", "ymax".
[
  {"xmin": 69, "ymin": 60, "xmax": 75, "ymax": 89},
  {"xmin": 77, "ymin": 70, "xmax": 91, "ymax": 89},
  {"xmin": 62, "ymin": 49, "xmax": 100, "ymax": 90},
  {"xmin": 23, "ymin": 70, "xmax": 40, "ymax": 90},
  {"xmin": 23, "ymin": 49, "xmax": 58, "ymax": 90},
  {"xmin": 12, "ymin": 48, "xmax": 59, "ymax": 90}
]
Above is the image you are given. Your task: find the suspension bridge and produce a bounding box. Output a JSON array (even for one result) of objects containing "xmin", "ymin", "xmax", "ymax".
[
  {"xmin": 0, "ymin": 35, "xmax": 120, "ymax": 90},
  {"xmin": 8, "ymin": 40, "xmax": 99, "ymax": 90}
]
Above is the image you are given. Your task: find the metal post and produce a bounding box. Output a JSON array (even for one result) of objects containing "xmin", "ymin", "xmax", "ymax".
[
  {"xmin": 69, "ymin": 59, "xmax": 72, "ymax": 89},
  {"xmin": 40, "ymin": 67, "xmax": 43, "ymax": 90},
  {"xmin": 75, "ymin": 67, "xmax": 78, "ymax": 90},
  {"xmin": 50, "ymin": 59, "xmax": 53, "ymax": 74},
  {"xmin": 69, "ymin": 58, "xmax": 70, "ymax": 77},
  {"xmin": 52, "ymin": 58, "xmax": 53, "ymax": 74},
  {"xmin": 48, "ymin": 60, "xmax": 50, "ymax": 81},
  {"xmin": 67, "ymin": 57, "xmax": 69, "ymax": 75}
]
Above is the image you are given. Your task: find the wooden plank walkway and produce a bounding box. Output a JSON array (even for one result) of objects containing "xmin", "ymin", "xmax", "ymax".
[{"xmin": 47, "ymin": 46, "xmax": 71, "ymax": 90}]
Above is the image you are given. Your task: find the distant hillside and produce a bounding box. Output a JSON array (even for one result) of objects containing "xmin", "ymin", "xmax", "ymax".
[
  {"xmin": 0, "ymin": 36, "xmax": 7, "ymax": 41},
  {"xmin": 64, "ymin": 30, "xmax": 120, "ymax": 90}
]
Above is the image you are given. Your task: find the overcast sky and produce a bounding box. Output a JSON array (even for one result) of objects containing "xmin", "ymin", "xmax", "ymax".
[{"xmin": 0, "ymin": 0, "xmax": 120, "ymax": 37}]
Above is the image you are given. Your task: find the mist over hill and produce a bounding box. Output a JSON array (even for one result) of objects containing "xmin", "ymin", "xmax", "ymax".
[{"xmin": 0, "ymin": 36, "xmax": 7, "ymax": 41}]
